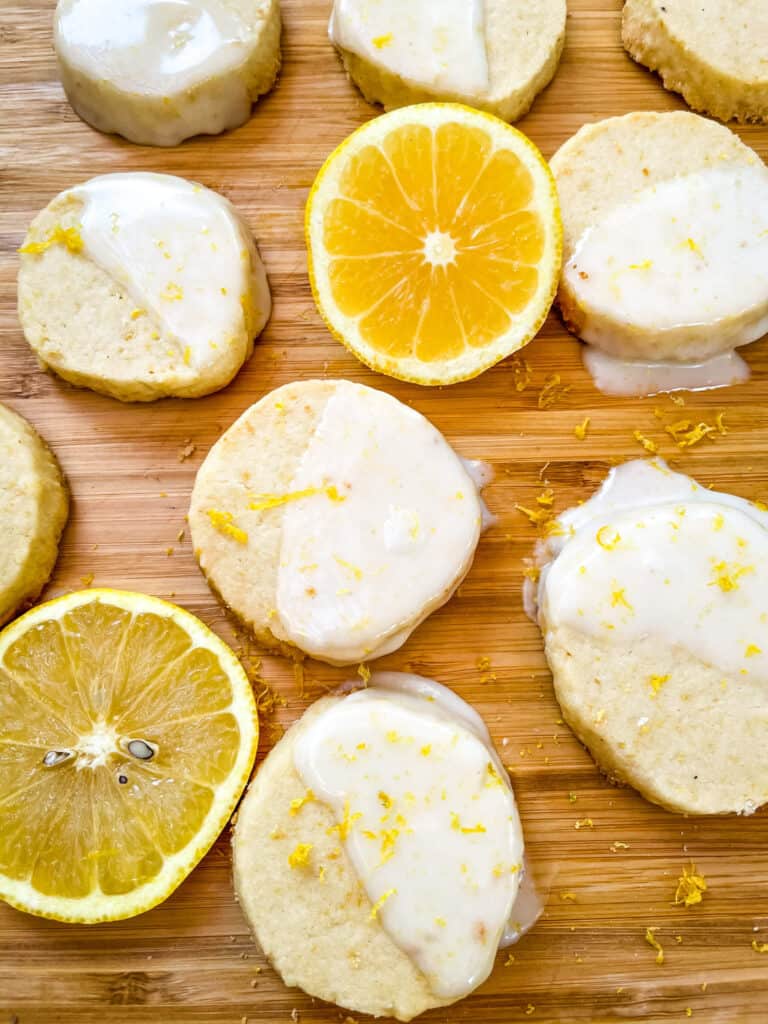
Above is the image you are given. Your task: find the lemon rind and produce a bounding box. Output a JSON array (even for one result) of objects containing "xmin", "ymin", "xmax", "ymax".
[{"xmin": 0, "ymin": 588, "xmax": 258, "ymax": 923}]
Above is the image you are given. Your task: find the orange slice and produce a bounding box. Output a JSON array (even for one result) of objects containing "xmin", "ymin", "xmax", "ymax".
[
  {"xmin": 306, "ymin": 103, "xmax": 561, "ymax": 385},
  {"xmin": 0, "ymin": 589, "xmax": 257, "ymax": 922}
]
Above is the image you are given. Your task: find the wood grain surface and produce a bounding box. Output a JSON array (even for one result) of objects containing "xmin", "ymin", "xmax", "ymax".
[{"xmin": 2, "ymin": 2, "xmax": 768, "ymax": 1022}]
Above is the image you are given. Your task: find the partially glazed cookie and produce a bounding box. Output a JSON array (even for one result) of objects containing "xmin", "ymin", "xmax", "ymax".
[
  {"xmin": 623, "ymin": 0, "xmax": 768, "ymax": 124},
  {"xmin": 189, "ymin": 380, "xmax": 488, "ymax": 665},
  {"xmin": 551, "ymin": 112, "xmax": 768, "ymax": 396},
  {"xmin": 18, "ymin": 173, "xmax": 270, "ymax": 402},
  {"xmin": 0, "ymin": 404, "xmax": 68, "ymax": 626},
  {"xmin": 54, "ymin": 0, "xmax": 281, "ymax": 146},
  {"xmin": 534, "ymin": 458, "xmax": 768, "ymax": 815},
  {"xmin": 329, "ymin": 0, "xmax": 565, "ymax": 123},
  {"xmin": 234, "ymin": 673, "xmax": 535, "ymax": 1020}
]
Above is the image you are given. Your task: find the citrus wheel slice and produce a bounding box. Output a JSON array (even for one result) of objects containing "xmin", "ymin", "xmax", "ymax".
[
  {"xmin": 0, "ymin": 589, "xmax": 258, "ymax": 923},
  {"xmin": 306, "ymin": 103, "xmax": 562, "ymax": 385}
]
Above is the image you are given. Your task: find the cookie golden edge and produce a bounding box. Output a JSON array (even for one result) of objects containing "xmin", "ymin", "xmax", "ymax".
[{"xmin": 0, "ymin": 405, "xmax": 69, "ymax": 628}]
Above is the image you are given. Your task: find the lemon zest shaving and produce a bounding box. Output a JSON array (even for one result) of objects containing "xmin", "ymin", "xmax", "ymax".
[
  {"xmin": 649, "ymin": 673, "xmax": 669, "ymax": 695},
  {"xmin": 674, "ymin": 863, "xmax": 707, "ymax": 907},
  {"xmin": 161, "ymin": 282, "xmax": 183, "ymax": 301},
  {"xmin": 327, "ymin": 800, "xmax": 361, "ymax": 840},
  {"xmin": 538, "ymin": 374, "xmax": 572, "ymax": 409},
  {"xmin": 287, "ymin": 843, "xmax": 313, "ymax": 869},
  {"xmin": 372, "ymin": 32, "xmax": 393, "ymax": 49},
  {"xmin": 645, "ymin": 927, "xmax": 664, "ymax": 964},
  {"xmin": 450, "ymin": 812, "xmax": 486, "ymax": 834},
  {"xmin": 289, "ymin": 790, "xmax": 315, "ymax": 816},
  {"xmin": 369, "ymin": 888, "xmax": 396, "ymax": 919},
  {"xmin": 249, "ymin": 484, "xmax": 346, "ymax": 511},
  {"xmin": 633, "ymin": 430, "xmax": 658, "ymax": 454},
  {"xmin": 335, "ymin": 555, "xmax": 363, "ymax": 580},
  {"xmin": 536, "ymin": 489, "xmax": 555, "ymax": 509},
  {"xmin": 664, "ymin": 419, "xmax": 718, "ymax": 449},
  {"xmin": 745, "ymin": 644, "xmax": 762, "ymax": 658},
  {"xmin": 380, "ymin": 828, "xmax": 400, "ymax": 863},
  {"xmin": 511, "ymin": 356, "xmax": 532, "ymax": 392},
  {"xmin": 752, "ymin": 939, "xmax": 768, "ymax": 953},
  {"xmin": 357, "ymin": 663, "xmax": 371, "ymax": 684},
  {"xmin": 19, "ymin": 224, "xmax": 83, "ymax": 255},
  {"xmin": 708, "ymin": 560, "xmax": 753, "ymax": 592},
  {"xmin": 573, "ymin": 417, "xmax": 591, "ymax": 441},
  {"xmin": 611, "ymin": 587, "xmax": 633, "ymax": 610},
  {"xmin": 596, "ymin": 525, "xmax": 621, "ymax": 551},
  {"xmin": 206, "ymin": 508, "xmax": 248, "ymax": 544},
  {"xmin": 515, "ymin": 504, "xmax": 551, "ymax": 527},
  {"xmin": 516, "ymin": 488, "xmax": 558, "ymax": 529}
]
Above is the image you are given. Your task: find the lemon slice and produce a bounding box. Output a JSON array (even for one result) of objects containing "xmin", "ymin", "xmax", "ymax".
[
  {"xmin": 306, "ymin": 103, "xmax": 562, "ymax": 385},
  {"xmin": 0, "ymin": 589, "xmax": 257, "ymax": 923}
]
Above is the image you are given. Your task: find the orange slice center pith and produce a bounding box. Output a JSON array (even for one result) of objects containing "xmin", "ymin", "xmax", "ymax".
[{"xmin": 322, "ymin": 121, "xmax": 546, "ymax": 363}]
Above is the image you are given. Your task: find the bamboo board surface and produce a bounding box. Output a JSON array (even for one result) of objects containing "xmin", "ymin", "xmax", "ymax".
[{"xmin": 2, "ymin": 2, "xmax": 768, "ymax": 1022}]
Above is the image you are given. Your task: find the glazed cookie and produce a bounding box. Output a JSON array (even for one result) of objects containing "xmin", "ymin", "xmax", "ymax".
[
  {"xmin": 54, "ymin": 0, "xmax": 281, "ymax": 146},
  {"xmin": 18, "ymin": 173, "xmax": 270, "ymax": 402},
  {"xmin": 0, "ymin": 404, "xmax": 68, "ymax": 626},
  {"xmin": 551, "ymin": 111, "xmax": 768, "ymax": 395},
  {"xmin": 329, "ymin": 0, "xmax": 566, "ymax": 122},
  {"xmin": 534, "ymin": 458, "xmax": 768, "ymax": 815},
  {"xmin": 622, "ymin": 0, "xmax": 768, "ymax": 124},
  {"xmin": 233, "ymin": 672, "xmax": 534, "ymax": 1020},
  {"xmin": 189, "ymin": 379, "xmax": 488, "ymax": 665}
]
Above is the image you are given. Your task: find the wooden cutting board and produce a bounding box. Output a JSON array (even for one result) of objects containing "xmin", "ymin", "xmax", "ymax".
[{"xmin": 2, "ymin": 2, "xmax": 768, "ymax": 1022}]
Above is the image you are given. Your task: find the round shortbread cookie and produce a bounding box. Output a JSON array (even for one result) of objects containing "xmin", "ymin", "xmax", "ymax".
[
  {"xmin": 551, "ymin": 111, "xmax": 768, "ymax": 363},
  {"xmin": 189, "ymin": 379, "xmax": 484, "ymax": 665},
  {"xmin": 622, "ymin": 0, "xmax": 768, "ymax": 124},
  {"xmin": 0, "ymin": 404, "xmax": 68, "ymax": 627},
  {"xmin": 330, "ymin": 0, "xmax": 566, "ymax": 123},
  {"xmin": 18, "ymin": 172, "xmax": 271, "ymax": 403},
  {"xmin": 233, "ymin": 675, "xmax": 528, "ymax": 1020},
  {"xmin": 233, "ymin": 697, "xmax": 452, "ymax": 1021},
  {"xmin": 54, "ymin": 0, "xmax": 281, "ymax": 147},
  {"xmin": 536, "ymin": 458, "xmax": 768, "ymax": 815}
]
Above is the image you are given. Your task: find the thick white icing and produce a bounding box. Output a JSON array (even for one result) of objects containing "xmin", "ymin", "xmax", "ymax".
[
  {"xmin": 71, "ymin": 172, "xmax": 265, "ymax": 366},
  {"xmin": 56, "ymin": 0, "xmax": 249, "ymax": 92},
  {"xmin": 329, "ymin": 0, "xmax": 489, "ymax": 98},
  {"xmin": 582, "ymin": 348, "xmax": 751, "ymax": 398},
  {"xmin": 294, "ymin": 674, "xmax": 530, "ymax": 999},
  {"xmin": 276, "ymin": 383, "xmax": 482, "ymax": 663},
  {"xmin": 564, "ymin": 165, "xmax": 768, "ymax": 396},
  {"xmin": 536, "ymin": 459, "xmax": 768, "ymax": 682}
]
